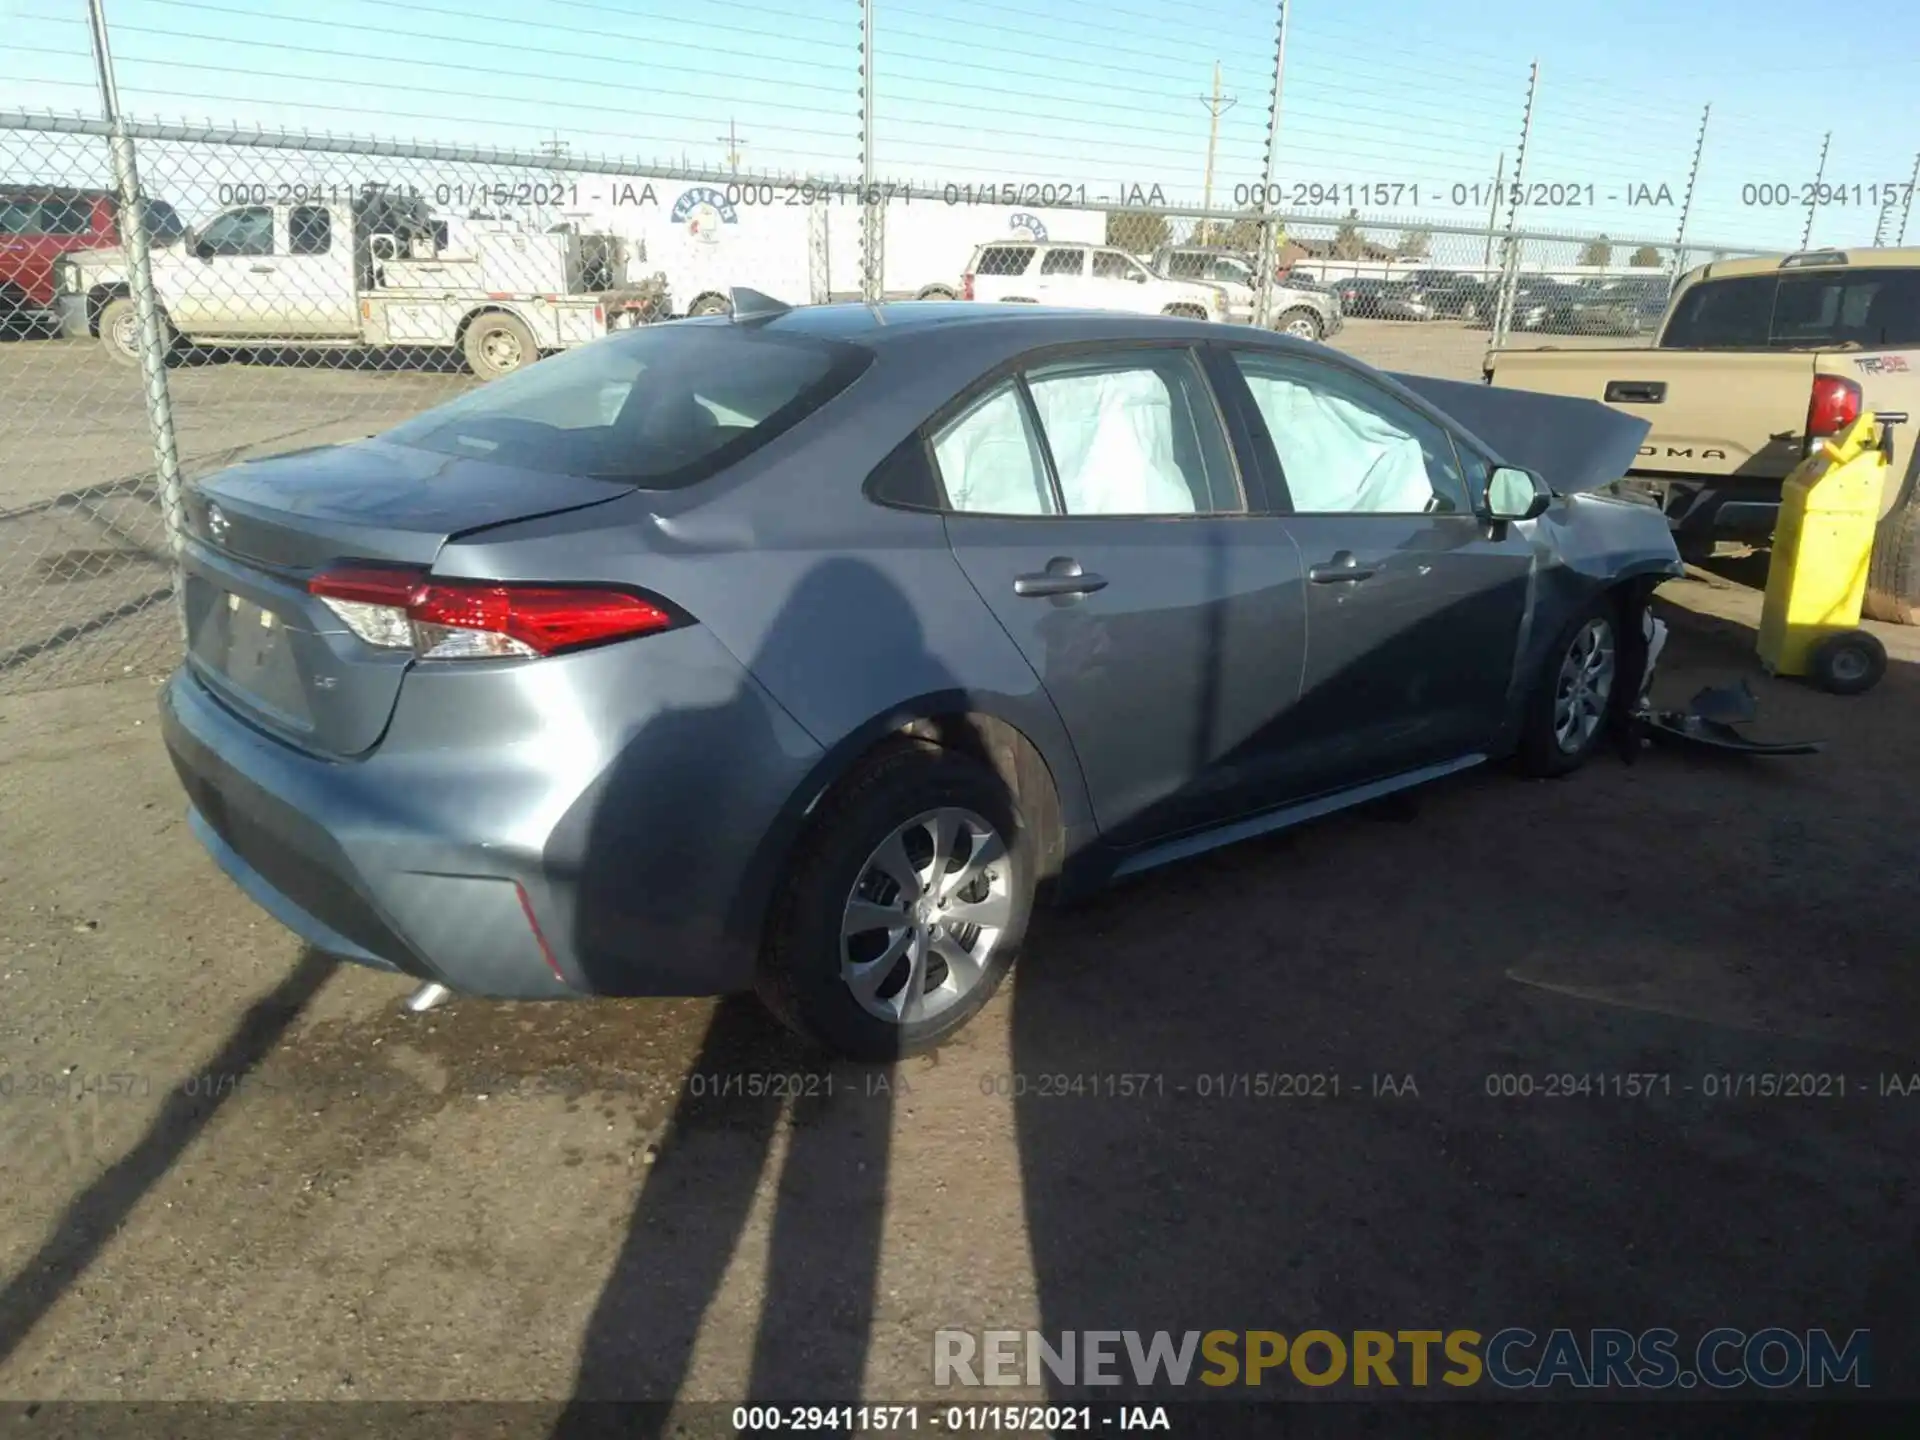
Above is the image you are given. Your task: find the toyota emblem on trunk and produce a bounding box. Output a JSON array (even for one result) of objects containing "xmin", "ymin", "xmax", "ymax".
[{"xmin": 207, "ymin": 504, "xmax": 230, "ymax": 544}]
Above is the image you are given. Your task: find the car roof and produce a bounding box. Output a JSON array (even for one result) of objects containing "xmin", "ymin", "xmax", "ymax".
[
  {"xmin": 675, "ymin": 301, "xmax": 1233, "ymax": 351},
  {"xmin": 1687, "ymin": 246, "xmax": 1920, "ymax": 280}
]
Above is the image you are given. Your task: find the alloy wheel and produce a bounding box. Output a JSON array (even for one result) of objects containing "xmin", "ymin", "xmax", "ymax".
[{"xmin": 1553, "ymin": 617, "xmax": 1616, "ymax": 753}]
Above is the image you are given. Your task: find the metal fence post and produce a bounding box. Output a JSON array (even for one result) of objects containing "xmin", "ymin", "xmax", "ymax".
[
  {"xmin": 1251, "ymin": 0, "xmax": 1289, "ymax": 330},
  {"xmin": 1671, "ymin": 102, "xmax": 1709, "ymax": 279},
  {"xmin": 1801, "ymin": 131, "xmax": 1830, "ymax": 250},
  {"xmin": 1491, "ymin": 61, "xmax": 1538, "ymax": 348},
  {"xmin": 808, "ymin": 193, "xmax": 831, "ymax": 305},
  {"xmin": 1898, "ymin": 151, "xmax": 1919, "ymax": 246},
  {"xmin": 858, "ymin": 0, "xmax": 882, "ymax": 304},
  {"xmin": 86, "ymin": 0, "xmax": 185, "ymax": 639}
]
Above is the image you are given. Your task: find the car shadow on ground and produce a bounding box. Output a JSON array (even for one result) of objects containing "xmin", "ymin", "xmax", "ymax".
[
  {"xmin": 1003, "ymin": 595, "xmax": 1920, "ymax": 1403},
  {"xmin": 552, "ymin": 577, "xmax": 1920, "ymax": 1418}
]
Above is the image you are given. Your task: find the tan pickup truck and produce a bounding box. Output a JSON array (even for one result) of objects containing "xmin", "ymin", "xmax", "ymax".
[{"xmin": 1485, "ymin": 247, "xmax": 1920, "ymax": 621}]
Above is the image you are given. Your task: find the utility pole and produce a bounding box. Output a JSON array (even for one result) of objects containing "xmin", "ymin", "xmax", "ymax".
[
  {"xmin": 716, "ymin": 119, "xmax": 748, "ymax": 175},
  {"xmin": 1198, "ymin": 60, "xmax": 1237, "ymax": 239}
]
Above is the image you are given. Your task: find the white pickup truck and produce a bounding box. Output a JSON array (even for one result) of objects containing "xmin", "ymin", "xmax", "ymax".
[{"xmin": 55, "ymin": 193, "xmax": 665, "ymax": 377}]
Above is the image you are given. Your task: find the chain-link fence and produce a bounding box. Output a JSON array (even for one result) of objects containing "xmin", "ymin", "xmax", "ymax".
[{"xmin": 0, "ymin": 105, "xmax": 1793, "ymax": 696}]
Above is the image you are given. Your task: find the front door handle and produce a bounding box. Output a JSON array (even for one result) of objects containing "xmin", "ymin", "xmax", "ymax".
[
  {"xmin": 1308, "ymin": 551, "xmax": 1376, "ymax": 584},
  {"xmin": 249, "ymin": 265, "xmax": 277, "ymax": 274},
  {"xmin": 1014, "ymin": 557, "xmax": 1108, "ymax": 598}
]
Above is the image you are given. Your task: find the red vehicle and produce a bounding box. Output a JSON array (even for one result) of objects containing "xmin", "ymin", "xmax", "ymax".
[{"xmin": 0, "ymin": 187, "xmax": 183, "ymax": 334}]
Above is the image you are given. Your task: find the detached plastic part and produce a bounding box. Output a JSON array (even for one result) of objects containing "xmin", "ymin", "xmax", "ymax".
[{"xmin": 1625, "ymin": 611, "xmax": 1823, "ymax": 757}]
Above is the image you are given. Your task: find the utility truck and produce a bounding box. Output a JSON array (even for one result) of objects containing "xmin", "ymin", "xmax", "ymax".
[{"xmin": 57, "ymin": 191, "xmax": 665, "ymax": 377}]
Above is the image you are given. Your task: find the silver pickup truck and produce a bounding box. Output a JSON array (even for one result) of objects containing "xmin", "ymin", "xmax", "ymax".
[{"xmin": 1150, "ymin": 243, "xmax": 1345, "ymax": 342}]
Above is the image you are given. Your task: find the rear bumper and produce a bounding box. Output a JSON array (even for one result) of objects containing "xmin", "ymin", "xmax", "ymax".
[
  {"xmin": 1618, "ymin": 476, "xmax": 1782, "ymax": 540},
  {"xmin": 160, "ymin": 626, "xmax": 823, "ymax": 999}
]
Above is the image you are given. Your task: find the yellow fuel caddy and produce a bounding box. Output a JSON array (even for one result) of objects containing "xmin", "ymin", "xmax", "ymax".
[{"xmin": 1757, "ymin": 411, "xmax": 1895, "ymax": 694}]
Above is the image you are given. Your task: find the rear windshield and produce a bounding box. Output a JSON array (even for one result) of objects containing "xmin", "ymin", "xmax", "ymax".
[
  {"xmin": 1661, "ymin": 269, "xmax": 1920, "ymax": 349},
  {"xmin": 382, "ymin": 324, "xmax": 869, "ymax": 485}
]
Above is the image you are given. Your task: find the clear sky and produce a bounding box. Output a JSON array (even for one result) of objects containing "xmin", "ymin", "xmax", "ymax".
[{"xmin": 4, "ymin": 0, "xmax": 1918, "ymax": 257}]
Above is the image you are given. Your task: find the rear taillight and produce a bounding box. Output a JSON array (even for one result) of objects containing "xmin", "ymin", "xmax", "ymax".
[
  {"xmin": 1806, "ymin": 375, "xmax": 1862, "ymax": 442},
  {"xmin": 308, "ymin": 566, "xmax": 677, "ymax": 660},
  {"xmin": 961, "ymin": 272, "xmax": 975, "ymax": 300}
]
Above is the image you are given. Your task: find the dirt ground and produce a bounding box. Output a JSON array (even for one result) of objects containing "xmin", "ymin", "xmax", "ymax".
[{"xmin": 4, "ymin": 565, "xmax": 1920, "ymax": 1413}]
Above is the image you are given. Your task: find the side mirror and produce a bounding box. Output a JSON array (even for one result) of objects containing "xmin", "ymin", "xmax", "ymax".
[
  {"xmin": 192, "ymin": 237, "xmax": 215, "ymax": 261},
  {"xmin": 1486, "ymin": 465, "xmax": 1552, "ymax": 522}
]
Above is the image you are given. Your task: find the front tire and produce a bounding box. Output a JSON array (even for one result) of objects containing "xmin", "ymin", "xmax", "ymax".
[
  {"xmin": 758, "ymin": 741, "xmax": 1033, "ymax": 1060},
  {"xmin": 1518, "ymin": 601, "xmax": 1620, "ymax": 776},
  {"xmin": 1161, "ymin": 304, "xmax": 1210, "ymax": 321},
  {"xmin": 687, "ymin": 293, "xmax": 732, "ymax": 317},
  {"xmin": 462, "ymin": 312, "xmax": 537, "ymax": 379}
]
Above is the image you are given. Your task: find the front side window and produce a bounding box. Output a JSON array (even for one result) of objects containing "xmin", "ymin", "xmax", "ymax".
[
  {"xmin": 197, "ymin": 207, "xmax": 274, "ymax": 257},
  {"xmin": 288, "ymin": 205, "xmax": 332, "ymax": 256},
  {"xmin": 931, "ymin": 383, "xmax": 1057, "ymax": 516},
  {"xmin": 1039, "ymin": 248, "xmax": 1084, "ymax": 276},
  {"xmin": 1092, "ymin": 250, "xmax": 1145, "ymax": 282},
  {"xmin": 1232, "ymin": 352, "xmax": 1471, "ymax": 516},
  {"xmin": 1025, "ymin": 352, "xmax": 1238, "ymax": 516}
]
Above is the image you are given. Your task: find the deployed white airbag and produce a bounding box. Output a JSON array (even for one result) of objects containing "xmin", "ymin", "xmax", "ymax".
[
  {"xmin": 1244, "ymin": 371, "xmax": 1436, "ymax": 513},
  {"xmin": 1029, "ymin": 368, "xmax": 1200, "ymax": 515}
]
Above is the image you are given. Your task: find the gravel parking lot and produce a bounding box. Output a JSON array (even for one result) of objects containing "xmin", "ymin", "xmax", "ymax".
[{"xmin": 5, "ymin": 315, "xmax": 1911, "ymax": 1415}]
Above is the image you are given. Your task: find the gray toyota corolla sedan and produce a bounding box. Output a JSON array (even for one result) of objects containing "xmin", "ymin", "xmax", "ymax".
[{"xmin": 160, "ymin": 298, "xmax": 1681, "ymax": 1059}]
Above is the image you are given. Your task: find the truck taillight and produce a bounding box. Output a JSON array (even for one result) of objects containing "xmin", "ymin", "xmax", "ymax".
[
  {"xmin": 309, "ymin": 566, "xmax": 679, "ymax": 660},
  {"xmin": 1807, "ymin": 375, "xmax": 1862, "ymax": 442},
  {"xmin": 961, "ymin": 273, "xmax": 974, "ymax": 301}
]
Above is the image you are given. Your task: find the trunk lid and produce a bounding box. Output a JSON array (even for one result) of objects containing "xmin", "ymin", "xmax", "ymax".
[{"xmin": 181, "ymin": 438, "xmax": 631, "ymax": 755}]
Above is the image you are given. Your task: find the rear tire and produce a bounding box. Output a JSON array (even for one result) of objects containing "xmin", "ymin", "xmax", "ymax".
[
  {"xmin": 97, "ymin": 295, "xmax": 172, "ymax": 367},
  {"xmin": 758, "ymin": 741, "xmax": 1033, "ymax": 1061},
  {"xmin": 687, "ymin": 293, "xmax": 732, "ymax": 317},
  {"xmin": 915, "ymin": 284, "xmax": 959, "ymax": 301},
  {"xmin": 462, "ymin": 312, "xmax": 537, "ymax": 379},
  {"xmin": 1275, "ymin": 307, "xmax": 1322, "ymax": 341},
  {"xmin": 1865, "ymin": 498, "xmax": 1920, "ymax": 625},
  {"xmin": 1161, "ymin": 304, "xmax": 1209, "ymax": 321},
  {"xmin": 1517, "ymin": 599, "xmax": 1620, "ymax": 777}
]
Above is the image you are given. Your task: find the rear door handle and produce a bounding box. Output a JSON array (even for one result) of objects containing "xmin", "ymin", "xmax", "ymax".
[
  {"xmin": 1604, "ymin": 379, "xmax": 1666, "ymax": 404},
  {"xmin": 1014, "ymin": 558, "xmax": 1108, "ymax": 598},
  {"xmin": 1308, "ymin": 551, "xmax": 1375, "ymax": 584}
]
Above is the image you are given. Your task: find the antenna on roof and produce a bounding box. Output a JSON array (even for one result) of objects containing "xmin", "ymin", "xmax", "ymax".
[{"xmin": 730, "ymin": 287, "xmax": 792, "ymax": 321}]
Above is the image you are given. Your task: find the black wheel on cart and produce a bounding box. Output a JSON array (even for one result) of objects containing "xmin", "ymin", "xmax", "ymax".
[{"xmin": 1807, "ymin": 630, "xmax": 1887, "ymax": 695}]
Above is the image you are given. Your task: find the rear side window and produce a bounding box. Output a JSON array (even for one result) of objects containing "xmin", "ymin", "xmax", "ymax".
[
  {"xmin": 382, "ymin": 326, "xmax": 869, "ymax": 485},
  {"xmin": 1772, "ymin": 269, "xmax": 1920, "ymax": 348},
  {"xmin": 1660, "ymin": 275, "xmax": 1777, "ymax": 347},
  {"xmin": 289, "ymin": 205, "xmax": 331, "ymax": 256},
  {"xmin": 975, "ymin": 245, "xmax": 1034, "ymax": 276},
  {"xmin": 1039, "ymin": 248, "xmax": 1084, "ymax": 275}
]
